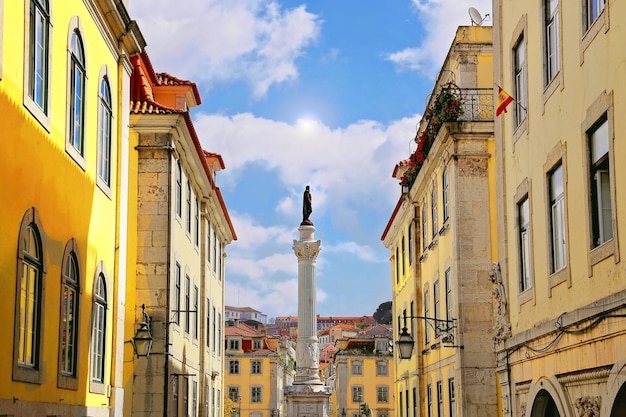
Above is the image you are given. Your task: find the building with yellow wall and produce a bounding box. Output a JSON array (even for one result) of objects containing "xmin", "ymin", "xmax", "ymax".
[
  {"xmin": 123, "ymin": 50, "xmax": 236, "ymax": 417},
  {"xmin": 0, "ymin": 0, "xmax": 143, "ymax": 416},
  {"xmin": 331, "ymin": 327, "xmax": 395, "ymax": 417},
  {"xmin": 492, "ymin": 0, "xmax": 626, "ymax": 415},
  {"xmin": 224, "ymin": 321, "xmax": 296, "ymax": 417},
  {"xmin": 382, "ymin": 25, "xmax": 497, "ymax": 417}
]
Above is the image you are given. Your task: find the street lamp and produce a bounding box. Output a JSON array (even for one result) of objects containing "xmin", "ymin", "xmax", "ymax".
[
  {"xmin": 395, "ymin": 311, "xmax": 457, "ymax": 359},
  {"xmin": 341, "ymin": 408, "xmax": 346, "ymax": 417},
  {"xmin": 132, "ymin": 304, "xmax": 153, "ymax": 357}
]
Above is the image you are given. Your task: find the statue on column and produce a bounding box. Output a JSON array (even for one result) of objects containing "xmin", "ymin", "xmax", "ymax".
[{"xmin": 302, "ymin": 185, "xmax": 313, "ymax": 225}]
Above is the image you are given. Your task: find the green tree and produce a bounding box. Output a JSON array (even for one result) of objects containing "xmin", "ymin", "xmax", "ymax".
[{"xmin": 373, "ymin": 301, "xmax": 392, "ymax": 324}]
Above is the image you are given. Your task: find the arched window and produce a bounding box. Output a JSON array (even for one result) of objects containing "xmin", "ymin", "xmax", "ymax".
[
  {"xmin": 13, "ymin": 207, "xmax": 46, "ymax": 383},
  {"xmin": 58, "ymin": 239, "xmax": 80, "ymax": 389},
  {"xmin": 68, "ymin": 28, "xmax": 86, "ymax": 157},
  {"xmin": 91, "ymin": 271, "xmax": 107, "ymax": 387},
  {"xmin": 27, "ymin": 0, "xmax": 50, "ymax": 114},
  {"xmin": 97, "ymin": 75, "xmax": 112, "ymax": 187}
]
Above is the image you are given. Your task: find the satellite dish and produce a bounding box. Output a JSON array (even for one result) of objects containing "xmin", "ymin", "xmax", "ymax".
[{"xmin": 469, "ymin": 7, "xmax": 486, "ymax": 26}]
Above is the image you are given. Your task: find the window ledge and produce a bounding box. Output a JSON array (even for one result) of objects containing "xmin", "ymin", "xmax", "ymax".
[
  {"xmin": 589, "ymin": 238, "xmax": 615, "ymax": 268},
  {"xmin": 548, "ymin": 265, "xmax": 570, "ymax": 293},
  {"xmin": 428, "ymin": 238, "xmax": 438, "ymax": 250},
  {"xmin": 419, "ymin": 252, "xmax": 428, "ymax": 263},
  {"xmin": 438, "ymin": 223, "xmax": 450, "ymax": 236},
  {"xmin": 518, "ymin": 287, "xmax": 533, "ymax": 307}
]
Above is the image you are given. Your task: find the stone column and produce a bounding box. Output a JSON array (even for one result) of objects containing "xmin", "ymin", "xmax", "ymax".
[{"xmin": 292, "ymin": 224, "xmax": 322, "ymax": 385}]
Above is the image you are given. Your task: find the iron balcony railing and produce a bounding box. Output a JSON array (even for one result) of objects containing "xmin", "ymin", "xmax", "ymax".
[{"xmin": 457, "ymin": 87, "xmax": 494, "ymax": 121}]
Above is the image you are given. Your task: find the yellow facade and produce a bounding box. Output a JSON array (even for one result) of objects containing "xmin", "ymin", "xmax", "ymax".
[
  {"xmin": 0, "ymin": 0, "xmax": 143, "ymax": 416},
  {"xmin": 493, "ymin": 0, "xmax": 626, "ymax": 415},
  {"xmin": 332, "ymin": 336, "xmax": 396, "ymax": 417},
  {"xmin": 383, "ymin": 26, "xmax": 497, "ymax": 417}
]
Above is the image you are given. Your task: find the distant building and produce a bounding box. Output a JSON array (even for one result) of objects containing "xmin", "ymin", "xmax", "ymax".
[
  {"xmin": 224, "ymin": 321, "xmax": 296, "ymax": 417},
  {"xmin": 226, "ymin": 306, "xmax": 268, "ymax": 324},
  {"xmin": 275, "ymin": 315, "xmax": 376, "ymax": 331},
  {"xmin": 332, "ymin": 326, "xmax": 395, "ymax": 417}
]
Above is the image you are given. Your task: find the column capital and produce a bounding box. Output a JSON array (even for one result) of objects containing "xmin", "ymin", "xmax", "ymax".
[{"xmin": 293, "ymin": 240, "xmax": 321, "ymax": 260}]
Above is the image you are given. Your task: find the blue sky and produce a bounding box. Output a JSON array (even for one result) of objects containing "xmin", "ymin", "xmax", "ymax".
[{"xmin": 129, "ymin": 0, "xmax": 492, "ymax": 321}]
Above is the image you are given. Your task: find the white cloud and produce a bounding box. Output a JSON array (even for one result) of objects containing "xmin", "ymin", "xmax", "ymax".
[
  {"xmin": 323, "ymin": 241, "xmax": 385, "ymax": 263},
  {"xmin": 386, "ymin": 0, "xmax": 492, "ymax": 76},
  {"xmin": 130, "ymin": 0, "xmax": 320, "ymax": 97}
]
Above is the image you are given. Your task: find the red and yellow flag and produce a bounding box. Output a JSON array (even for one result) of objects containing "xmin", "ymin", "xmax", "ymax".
[{"xmin": 496, "ymin": 85, "xmax": 514, "ymax": 116}]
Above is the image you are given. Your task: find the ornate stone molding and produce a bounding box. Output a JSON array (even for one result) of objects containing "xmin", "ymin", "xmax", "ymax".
[
  {"xmin": 574, "ymin": 396, "xmax": 601, "ymax": 417},
  {"xmin": 293, "ymin": 240, "xmax": 321, "ymax": 260},
  {"xmin": 489, "ymin": 262, "xmax": 512, "ymax": 345}
]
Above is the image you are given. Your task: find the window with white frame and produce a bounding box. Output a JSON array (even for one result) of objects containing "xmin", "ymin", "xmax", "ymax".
[
  {"xmin": 448, "ymin": 379, "xmax": 455, "ymax": 417},
  {"xmin": 68, "ymin": 29, "xmax": 86, "ymax": 159},
  {"xmin": 186, "ymin": 181, "xmax": 192, "ymax": 233},
  {"xmin": 431, "ymin": 185, "xmax": 438, "ymax": 237},
  {"xmin": 514, "ymin": 35, "xmax": 527, "ymax": 127},
  {"xmin": 518, "ymin": 197, "xmax": 532, "ymax": 291},
  {"xmin": 422, "ymin": 203, "xmax": 428, "ymax": 250},
  {"xmin": 395, "ymin": 247, "xmax": 400, "ymax": 284},
  {"xmin": 549, "ymin": 163, "xmax": 566, "ymax": 273},
  {"xmin": 437, "ymin": 382, "xmax": 443, "ymax": 417},
  {"xmin": 433, "ymin": 280, "xmax": 440, "ymax": 336},
  {"xmin": 174, "ymin": 263, "xmax": 181, "ymax": 325},
  {"xmin": 251, "ymin": 360, "xmax": 262, "ymax": 374},
  {"xmin": 445, "ymin": 268, "xmax": 452, "ymax": 322},
  {"xmin": 585, "ymin": 0, "xmax": 605, "ymax": 30},
  {"xmin": 91, "ymin": 273, "xmax": 107, "ymax": 384},
  {"xmin": 194, "ymin": 198, "xmax": 199, "ymax": 246},
  {"xmin": 442, "ymin": 167, "xmax": 449, "ymax": 221},
  {"xmin": 427, "ymin": 384, "xmax": 432, "ymax": 417},
  {"xmin": 185, "ymin": 275, "xmax": 191, "ymax": 333},
  {"xmin": 228, "ymin": 386, "xmax": 239, "ymax": 402},
  {"xmin": 352, "ymin": 360, "xmax": 363, "ymax": 375},
  {"xmin": 192, "ymin": 381, "xmax": 198, "ymax": 417},
  {"xmin": 251, "ymin": 386, "xmax": 262, "ymax": 403},
  {"xmin": 97, "ymin": 76, "xmax": 113, "ymax": 187},
  {"xmin": 253, "ymin": 339, "xmax": 262, "ymax": 350},
  {"xmin": 206, "ymin": 299, "xmax": 210, "ymax": 349},
  {"xmin": 27, "ymin": 0, "xmax": 50, "ymax": 115},
  {"xmin": 218, "ymin": 313, "xmax": 222, "ymax": 355},
  {"xmin": 193, "ymin": 285, "xmax": 198, "ymax": 339},
  {"xmin": 229, "ymin": 338, "xmax": 240, "ymax": 351},
  {"xmin": 408, "ymin": 224, "xmax": 414, "ymax": 265},
  {"xmin": 401, "ymin": 236, "xmax": 406, "ymax": 276},
  {"xmin": 176, "ymin": 161, "xmax": 182, "ymax": 217},
  {"xmin": 207, "ymin": 220, "xmax": 212, "ymax": 264},
  {"xmin": 377, "ymin": 385, "xmax": 389, "ymax": 403},
  {"xmin": 212, "ymin": 306, "xmax": 216, "ymax": 353},
  {"xmin": 588, "ymin": 117, "xmax": 612, "ymax": 248},
  {"xmin": 544, "ymin": 0, "xmax": 560, "ymax": 84},
  {"xmin": 424, "ymin": 290, "xmax": 430, "ymax": 344}
]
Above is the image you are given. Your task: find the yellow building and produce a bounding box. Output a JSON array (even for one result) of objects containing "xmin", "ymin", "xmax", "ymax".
[
  {"xmin": 493, "ymin": 0, "xmax": 626, "ymax": 415},
  {"xmin": 0, "ymin": 0, "xmax": 143, "ymax": 416},
  {"xmin": 224, "ymin": 321, "xmax": 296, "ymax": 417},
  {"xmin": 331, "ymin": 327, "xmax": 396, "ymax": 417},
  {"xmin": 123, "ymin": 51, "xmax": 236, "ymax": 417},
  {"xmin": 382, "ymin": 26, "xmax": 497, "ymax": 417}
]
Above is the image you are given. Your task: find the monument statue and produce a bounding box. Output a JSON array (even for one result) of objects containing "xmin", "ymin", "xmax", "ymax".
[{"xmin": 302, "ymin": 185, "xmax": 313, "ymax": 224}]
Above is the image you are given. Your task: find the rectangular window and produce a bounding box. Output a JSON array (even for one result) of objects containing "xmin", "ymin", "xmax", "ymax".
[
  {"xmin": 173, "ymin": 377, "xmax": 179, "ymax": 417},
  {"xmin": 207, "ymin": 220, "xmax": 212, "ymax": 265},
  {"xmin": 193, "ymin": 285, "xmax": 199, "ymax": 339},
  {"xmin": 176, "ymin": 162, "xmax": 182, "ymax": 217},
  {"xmin": 549, "ymin": 163, "xmax": 566, "ymax": 272},
  {"xmin": 431, "ymin": 186, "xmax": 438, "ymax": 237},
  {"xmin": 183, "ymin": 377, "xmax": 189, "ymax": 417},
  {"xmin": 206, "ymin": 384, "xmax": 210, "ymax": 417},
  {"xmin": 192, "ymin": 381, "xmax": 198, "ymax": 417},
  {"xmin": 424, "ymin": 290, "xmax": 430, "ymax": 344},
  {"xmin": 251, "ymin": 386, "xmax": 262, "ymax": 403},
  {"xmin": 229, "ymin": 386, "xmax": 240, "ymax": 402},
  {"xmin": 213, "ymin": 231, "xmax": 218, "ymax": 273},
  {"xmin": 395, "ymin": 247, "xmax": 400, "ymax": 284},
  {"xmin": 229, "ymin": 339, "xmax": 240, "ymax": 351},
  {"xmin": 401, "ymin": 236, "xmax": 406, "ymax": 276},
  {"xmin": 216, "ymin": 389, "xmax": 221, "ymax": 417},
  {"xmin": 376, "ymin": 360, "xmax": 388, "ymax": 376},
  {"xmin": 206, "ymin": 299, "xmax": 211, "ymax": 348},
  {"xmin": 352, "ymin": 385, "xmax": 363, "ymax": 402},
  {"xmin": 399, "ymin": 391, "xmax": 404, "ymax": 417},
  {"xmin": 251, "ymin": 360, "xmax": 262, "ymax": 374},
  {"xmin": 212, "ymin": 387, "xmax": 215, "ymax": 417},
  {"xmin": 586, "ymin": 0, "xmax": 605, "ymax": 30},
  {"xmin": 212, "ymin": 306, "xmax": 216, "ymax": 353},
  {"xmin": 514, "ymin": 35, "xmax": 527, "ymax": 127},
  {"xmin": 175, "ymin": 263, "xmax": 181, "ymax": 325},
  {"xmin": 437, "ymin": 382, "xmax": 443, "ymax": 417},
  {"xmin": 519, "ymin": 197, "xmax": 532, "ymax": 291},
  {"xmin": 422, "ymin": 203, "xmax": 428, "ymax": 250},
  {"xmin": 442, "ymin": 168, "xmax": 449, "ymax": 221},
  {"xmin": 253, "ymin": 339, "xmax": 262, "ymax": 350},
  {"xmin": 589, "ymin": 117, "xmax": 612, "ymax": 247},
  {"xmin": 545, "ymin": 0, "xmax": 560, "ymax": 84},
  {"xmin": 194, "ymin": 198, "xmax": 200, "ymax": 246},
  {"xmin": 433, "ymin": 280, "xmax": 440, "ymax": 337},
  {"xmin": 445, "ymin": 269, "xmax": 452, "ymax": 321},
  {"xmin": 408, "ymin": 224, "xmax": 414, "ymax": 265},
  {"xmin": 413, "ymin": 387, "xmax": 418, "ymax": 417},
  {"xmin": 351, "ymin": 361, "xmax": 363, "ymax": 375},
  {"xmin": 185, "ymin": 275, "xmax": 191, "ymax": 333},
  {"xmin": 427, "ymin": 384, "xmax": 432, "ymax": 417},
  {"xmin": 229, "ymin": 360, "xmax": 239, "ymax": 374},
  {"xmin": 186, "ymin": 181, "xmax": 192, "ymax": 233},
  {"xmin": 218, "ymin": 313, "xmax": 222, "ymax": 355},
  {"xmin": 377, "ymin": 385, "xmax": 389, "ymax": 403},
  {"xmin": 448, "ymin": 379, "xmax": 455, "ymax": 417}
]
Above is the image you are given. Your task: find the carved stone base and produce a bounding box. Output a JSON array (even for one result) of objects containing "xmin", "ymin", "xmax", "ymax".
[{"xmin": 285, "ymin": 385, "xmax": 332, "ymax": 417}]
